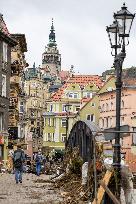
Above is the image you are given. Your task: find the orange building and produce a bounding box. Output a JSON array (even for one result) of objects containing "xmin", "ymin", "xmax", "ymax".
[{"xmin": 99, "ymin": 84, "xmax": 136, "ymax": 172}]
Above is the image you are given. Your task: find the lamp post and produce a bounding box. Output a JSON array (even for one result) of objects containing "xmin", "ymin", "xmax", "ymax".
[
  {"xmin": 106, "ymin": 3, "xmax": 135, "ymax": 199},
  {"xmin": 65, "ymin": 103, "xmax": 71, "ymax": 146}
]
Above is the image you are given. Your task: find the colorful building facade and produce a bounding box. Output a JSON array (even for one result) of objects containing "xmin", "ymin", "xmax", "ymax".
[
  {"xmin": 0, "ymin": 14, "xmax": 16, "ymax": 161},
  {"xmin": 43, "ymin": 75, "xmax": 104, "ymax": 151},
  {"xmin": 9, "ymin": 34, "xmax": 28, "ymax": 146},
  {"xmin": 24, "ymin": 65, "xmax": 48, "ymax": 155},
  {"xmin": 99, "ymin": 83, "xmax": 136, "ymax": 172}
]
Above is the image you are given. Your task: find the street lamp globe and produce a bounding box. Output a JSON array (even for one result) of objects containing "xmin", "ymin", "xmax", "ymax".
[
  {"xmin": 114, "ymin": 3, "xmax": 135, "ymax": 37},
  {"xmin": 106, "ymin": 21, "xmax": 121, "ymax": 55}
]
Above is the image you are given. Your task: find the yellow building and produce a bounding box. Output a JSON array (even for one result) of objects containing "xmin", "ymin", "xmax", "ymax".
[
  {"xmin": 43, "ymin": 75, "xmax": 104, "ymax": 151},
  {"xmin": 79, "ymin": 76, "xmax": 116, "ymax": 125}
]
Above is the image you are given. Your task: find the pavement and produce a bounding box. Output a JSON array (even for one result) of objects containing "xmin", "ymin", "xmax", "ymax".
[{"xmin": 0, "ymin": 173, "xmax": 63, "ymax": 204}]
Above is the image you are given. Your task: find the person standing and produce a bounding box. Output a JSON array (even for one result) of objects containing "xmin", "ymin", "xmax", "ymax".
[
  {"xmin": 13, "ymin": 145, "xmax": 25, "ymax": 184},
  {"xmin": 35, "ymin": 150, "xmax": 43, "ymax": 176}
]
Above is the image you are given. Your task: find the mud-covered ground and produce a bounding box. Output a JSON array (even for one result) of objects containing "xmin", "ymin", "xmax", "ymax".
[{"xmin": 0, "ymin": 173, "xmax": 63, "ymax": 204}]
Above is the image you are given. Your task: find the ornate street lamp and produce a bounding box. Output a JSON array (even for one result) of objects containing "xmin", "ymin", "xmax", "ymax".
[
  {"xmin": 114, "ymin": 3, "xmax": 135, "ymax": 52},
  {"xmin": 106, "ymin": 3, "xmax": 135, "ymax": 200}
]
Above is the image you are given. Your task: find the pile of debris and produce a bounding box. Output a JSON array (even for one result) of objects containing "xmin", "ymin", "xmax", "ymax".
[
  {"xmin": 53, "ymin": 147, "xmax": 82, "ymax": 203},
  {"xmin": 53, "ymin": 145, "xmax": 105, "ymax": 203}
]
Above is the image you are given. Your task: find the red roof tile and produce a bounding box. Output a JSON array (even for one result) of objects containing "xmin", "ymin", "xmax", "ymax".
[{"xmin": 51, "ymin": 74, "xmax": 104, "ymax": 101}]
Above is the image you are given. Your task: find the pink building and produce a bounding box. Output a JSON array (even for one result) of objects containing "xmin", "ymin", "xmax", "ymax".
[{"xmin": 99, "ymin": 85, "xmax": 136, "ymax": 172}]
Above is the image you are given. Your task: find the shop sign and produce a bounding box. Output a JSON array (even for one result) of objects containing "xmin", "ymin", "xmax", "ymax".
[{"xmin": 0, "ymin": 136, "xmax": 4, "ymax": 144}]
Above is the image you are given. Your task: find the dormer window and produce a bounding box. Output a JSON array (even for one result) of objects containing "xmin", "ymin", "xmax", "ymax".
[
  {"xmin": 69, "ymin": 93, "xmax": 73, "ymax": 98},
  {"xmin": 74, "ymin": 93, "xmax": 78, "ymax": 98}
]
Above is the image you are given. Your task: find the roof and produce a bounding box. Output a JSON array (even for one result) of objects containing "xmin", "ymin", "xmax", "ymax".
[
  {"xmin": 0, "ymin": 14, "xmax": 10, "ymax": 36},
  {"xmin": 79, "ymin": 75, "xmax": 115, "ymax": 111},
  {"xmin": 68, "ymin": 75, "xmax": 104, "ymax": 88},
  {"xmin": 51, "ymin": 74, "xmax": 104, "ymax": 101},
  {"xmin": 59, "ymin": 70, "xmax": 70, "ymax": 81},
  {"xmin": 0, "ymin": 14, "xmax": 17, "ymax": 46},
  {"xmin": 11, "ymin": 34, "xmax": 27, "ymax": 52},
  {"xmin": 25, "ymin": 67, "xmax": 39, "ymax": 80}
]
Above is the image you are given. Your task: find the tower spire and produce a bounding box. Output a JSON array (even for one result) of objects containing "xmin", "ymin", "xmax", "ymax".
[
  {"xmin": 51, "ymin": 18, "xmax": 54, "ymax": 31},
  {"xmin": 49, "ymin": 18, "xmax": 56, "ymax": 47}
]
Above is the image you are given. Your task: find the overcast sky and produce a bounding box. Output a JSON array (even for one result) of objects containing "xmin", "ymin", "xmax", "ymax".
[{"xmin": 1, "ymin": 0, "xmax": 136, "ymax": 74}]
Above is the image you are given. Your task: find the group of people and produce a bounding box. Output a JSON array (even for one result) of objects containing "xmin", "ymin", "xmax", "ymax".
[
  {"xmin": 8, "ymin": 144, "xmax": 64, "ymax": 184},
  {"xmin": 12, "ymin": 145, "xmax": 45, "ymax": 184}
]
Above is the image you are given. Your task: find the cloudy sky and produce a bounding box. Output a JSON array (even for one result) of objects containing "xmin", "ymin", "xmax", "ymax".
[{"xmin": 1, "ymin": 0, "xmax": 136, "ymax": 74}]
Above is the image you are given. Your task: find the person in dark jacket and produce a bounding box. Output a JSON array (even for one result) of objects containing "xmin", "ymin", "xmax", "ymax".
[
  {"xmin": 13, "ymin": 145, "xmax": 25, "ymax": 184},
  {"xmin": 34, "ymin": 149, "xmax": 44, "ymax": 176}
]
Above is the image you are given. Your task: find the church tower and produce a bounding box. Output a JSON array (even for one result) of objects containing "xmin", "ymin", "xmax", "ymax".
[{"xmin": 41, "ymin": 19, "xmax": 61, "ymax": 77}]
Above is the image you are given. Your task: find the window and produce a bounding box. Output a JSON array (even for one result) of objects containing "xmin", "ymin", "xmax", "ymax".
[
  {"xmin": 86, "ymin": 92, "xmax": 92, "ymax": 98},
  {"xmin": 47, "ymin": 133, "xmax": 52, "ymax": 142},
  {"xmin": 91, "ymin": 114, "xmax": 95, "ymax": 122},
  {"xmin": 62, "ymin": 105, "xmax": 66, "ymax": 112},
  {"xmin": 91, "ymin": 102, "xmax": 95, "ymax": 107},
  {"xmin": 40, "ymin": 102, "xmax": 42, "ymax": 107},
  {"xmin": 0, "ymin": 113, "xmax": 4, "ymax": 131},
  {"xmin": 102, "ymin": 104, "xmax": 105, "ymax": 112},
  {"xmin": 20, "ymin": 102, "xmax": 24, "ymax": 113},
  {"xmin": 31, "ymin": 111, "xmax": 34, "ymax": 117},
  {"xmin": 52, "ymin": 118, "xmax": 55, "ymax": 126},
  {"xmin": 121, "ymin": 100, "xmax": 124, "ymax": 109},
  {"xmin": 106, "ymin": 103, "xmax": 109, "ymax": 111},
  {"xmin": 61, "ymin": 134, "xmax": 66, "ymax": 142},
  {"xmin": 31, "ymin": 82, "xmax": 36, "ymax": 88},
  {"xmin": 50, "ymin": 104, "xmax": 53, "ymax": 111},
  {"xmin": 86, "ymin": 92, "xmax": 90, "ymax": 98},
  {"xmin": 44, "ymin": 118, "xmax": 46, "ymax": 126},
  {"xmin": 87, "ymin": 114, "xmax": 95, "ymax": 122},
  {"xmin": 48, "ymin": 118, "xmax": 51, "ymax": 126},
  {"xmin": 2, "ymin": 75, "xmax": 6, "ymax": 97},
  {"xmin": 75, "ymin": 106, "xmax": 80, "ymax": 112},
  {"xmin": 121, "ymin": 117, "xmax": 124, "ymax": 125},
  {"xmin": 106, "ymin": 118, "xmax": 108, "ymax": 128},
  {"xmin": 3, "ymin": 42, "xmax": 7, "ymax": 62},
  {"xmin": 74, "ymin": 93, "xmax": 78, "ymax": 98},
  {"xmin": 61, "ymin": 118, "xmax": 66, "ymax": 127},
  {"xmin": 132, "ymin": 127, "xmax": 136, "ymax": 145},
  {"xmin": 69, "ymin": 92, "xmax": 73, "ymax": 98},
  {"xmin": 111, "ymin": 102, "xmax": 113, "ymax": 111},
  {"xmin": 87, "ymin": 115, "xmax": 91, "ymax": 120},
  {"xmin": 110, "ymin": 118, "xmax": 112, "ymax": 127},
  {"xmin": 102, "ymin": 119, "xmax": 104, "ymax": 128},
  {"xmin": 52, "ymin": 133, "xmax": 55, "ymax": 141},
  {"xmin": 31, "ymin": 121, "xmax": 34, "ymax": 125}
]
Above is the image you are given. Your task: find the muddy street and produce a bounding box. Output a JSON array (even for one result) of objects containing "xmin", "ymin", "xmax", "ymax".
[{"xmin": 0, "ymin": 173, "xmax": 63, "ymax": 204}]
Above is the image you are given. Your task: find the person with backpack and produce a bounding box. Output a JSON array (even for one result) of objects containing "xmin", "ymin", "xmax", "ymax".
[
  {"xmin": 13, "ymin": 144, "xmax": 25, "ymax": 184},
  {"xmin": 34, "ymin": 149, "xmax": 44, "ymax": 176}
]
